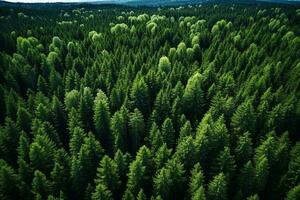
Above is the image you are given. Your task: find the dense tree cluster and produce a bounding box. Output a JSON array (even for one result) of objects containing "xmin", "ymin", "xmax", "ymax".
[{"xmin": 0, "ymin": 2, "xmax": 300, "ymax": 200}]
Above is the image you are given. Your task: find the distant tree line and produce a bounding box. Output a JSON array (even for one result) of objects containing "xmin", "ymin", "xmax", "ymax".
[{"xmin": 0, "ymin": 3, "xmax": 300, "ymax": 200}]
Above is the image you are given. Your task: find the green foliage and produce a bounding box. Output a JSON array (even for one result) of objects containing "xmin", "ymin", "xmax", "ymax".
[
  {"xmin": 0, "ymin": 3, "xmax": 299, "ymax": 200},
  {"xmin": 154, "ymin": 158, "xmax": 185, "ymax": 200},
  {"xmin": 0, "ymin": 161, "xmax": 21, "ymax": 200},
  {"xmin": 182, "ymin": 72, "xmax": 205, "ymax": 121},
  {"xmin": 285, "ymin": 185, "xmax": 300, "ymax": 200},
  {"xmin": 231, "ymin": 100, "xmax": 256, "ymax": 136},
  {"xmin": 92, "ymin": 183, "xmax": 113, "ymax": 200},
  {"xmin": 29, "ymin": 134, "xmax": 56, "ymax": 174},
  {"xmin": 158, "ymin": 56, "xmax": 171, "ymax": 73},
  {"xmin": 95, "ymin": 155, "xmax": 120, "ymax": 195},
  {"xmin": 128, "ymin": 109, "xmax": 145, "ymax": 154},
  {"xmin": 207, "ymin": 173, "xmax": 228, "ymax": 200},
  {"xmin": 32, "ymin": 170, "xmax": 52, "ymax": 199},
  {"xmin": 94, "ymin": 90, "xmax": 113, "ymax": 153},
  {"xmin": 130, "ymin": 78, "xmax": 150, "ymax": 118}
]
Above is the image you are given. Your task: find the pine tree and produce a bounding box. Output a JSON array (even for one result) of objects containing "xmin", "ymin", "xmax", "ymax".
[
  {"xmin": 29, "ymin": 134, "xmax": 56, "ymax": 174},
  {"xmin": 126, "ymin": 159, "xmax": 146, "ymax": 196},
  {"xmin": 127, "ymin": 145, "xmax": 154, "ymax": 196},
  {"xmin": 130, "ymin": 77, "xmax": 150, "ymax": 118},
  {"xmin": 174, "ymin": 136, "xmax": 197, "ymax": 171},
  {"xmin": 111, "ymin": 109, "xmax": 128, "ymax": 153},
  {"xmin": 161, "ymin": 118, "xmax": 175, "ymax": 149},
  {"xmin": 0, "ymin": 117, "xmax": 20, "ymax": 165},
  {"xmin": 32, "ymin": 170, "xmax": 51, "ymax": 199},
  {"xmin": 0, "ymin": 161, "xmax": 21, "ymax": 200},
  {"xmin": 17, "ymin": 107, "xmax": 32, "ymax": 133},
  {"xmin": 235, "ymin": 132, "xmax": 253, "ymax": 167},
  {"xmin": 182, "ymin": 72, "xmax": 206, "ymax": 122},
  {"xmin": 158, "ymin": 56, "xmax": 171, "ymax": 74},
  {"xmin": 95, "ymin": 155, "xmax": 120, "ymax": 196},
  {"xmin": 148, "ymin": 122, "xmax": 163, "ymax": 152},
  {"xmin": 189, "ymin": 163, "xmax": 204, "ymax": 195},
  {"xmin": 70, "ymin": 134, "xmax": 104, "ymax": 199},
  {"xmin": 51, "ymin": 96, "xmax": 67, "ymax": 145},
  {"xmin": 286, "ymin": 185, "xmax": 300, "ymax": 200},
  {"xmin": 255, "ymin": 155, "xmax": 269, "ymax": 193},
  {"xmin": 5, "ymin": 90, "xmax": 18, "ymax": 120},
  {"xmin": 207, "ymin": 173, "xmax": 228, "ymax": 200},
  {"xmin": 281, "ymin": 142, "xmax": 300, "ymax": 195},
  {"xmin": 93, "ymin": 90, "xmax": 113, "ymax": 154},
  {"xmin": 178, "ymin": 120, "xmax": 192, "ymax": 143},
  {"xmin": 154, "ymin": 158, "xmax": 186, "ymax": 200},
  {"xmin": 238, "ymin": 161, "xmax": 256, "ymax": 197},
  {"xmin": 212, "ymin": 147, "xmax": 236, "ymax": 181},
  {"xmin": 154, "ymin": 89, "xmax": 171, "ymax": 125},
  {"xmin": 92, "ymin": 184, "xmax": 113, "ymax": 200},
  {"xmin": 137, "ymin": 189, "xmax": 146, "ymax": 200},
  {"xmin": 128, "ymin": 108, "xmax": 145, "ymax": 154},
  {"xmin": 67, "ymin": 108, "xmax": 83, "ymax": 133},
  {"xmin": 231, "ymin": 100, "xmax": 256, "ymax": 136},
  {"xmin": 50, "ymin": 149, "xmax": 70, "ymax": 196},
  {"xmin": 192, "ymin": 187, "xmax": 206, "ymax": 200},
  {"xmin": 17, "ymin": 131, "xmax": 30, "ymax": 162},
  {"xmin": 154, "ymin": 144, "xmax": 172, "ymax": 170},
  {"xmin": 122, "ymin": 189, "xmax": 135, "ymax": 200},
  {"xmin": 64, "ymin": 89, "xmax": 80, "ymax": 111},
  {"xmin": 79, "ymin": 87, "xmax": 94, "ymax": 131},
  {"xmin": 69, "ymin": 127, "xmax": 85, "ymax": 156}
]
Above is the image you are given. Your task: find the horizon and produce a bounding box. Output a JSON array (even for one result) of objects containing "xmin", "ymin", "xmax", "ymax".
[
  {"xmin": 2, "ymin": 0, "xmax": 110, "ymax": 3},
  {"xmin": 2, "ymin": 0, "xmax": 300, "ymax": 3}
]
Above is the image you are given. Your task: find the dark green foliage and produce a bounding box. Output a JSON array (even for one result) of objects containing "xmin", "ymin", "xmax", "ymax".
[
  {"xmin": 95, "ymin": 155, "xmax": 120, "ymax": 197},
  {"xmin": 130, "ymin": 77, "xmax": 150, "ymax": 118},
  {"xmin": 0, "ymin": 3, "xmax": 299, "ymax": 200},
  {"xmin": 94, "ymin": 90, "xmax": 113, "ymax": 154},
  {"xmin": 32, "ymin": 170, "xmax": 52, "ymax": 199},
  {"xmin": 0, "ymin": 117, "xmax": 20, "ymax": 165},
  {"xmin": 0, "ymin": 160, "xmax": 21, "ymax": 200},
  {"xmin": 207, "ymin": 173, "xmax": 228, "ymax": 200},
  {"xmin": 285, "ymin": 185, "xmax": 300, "ymax": 200},
  {"xmin": 92, "ymin": 184, "xmax": 113, "ymax": 200},
  {"xmin": 128, "ymin": 108, "xmax": 145, "ymax": 155},
  {"xmin": 154, "ymin": 158, "xmax": 185, "ymax": 200}
]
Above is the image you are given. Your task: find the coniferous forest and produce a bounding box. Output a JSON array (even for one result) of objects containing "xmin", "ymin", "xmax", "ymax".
[{"xmin": 1, "ymin": 2, "xmax": 300, "ymax": 200}]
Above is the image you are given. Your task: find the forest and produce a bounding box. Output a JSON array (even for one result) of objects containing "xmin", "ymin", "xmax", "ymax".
[{"xmin": 0, "ymin": 2, "xmax": 300, "ymax": 200}]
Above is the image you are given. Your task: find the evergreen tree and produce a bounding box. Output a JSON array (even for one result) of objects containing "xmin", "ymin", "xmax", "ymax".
[
  {"xmin": 93, "ymin": 90, "xmax": 113, "ymax": 154},
  {"xmin": 17, "ymin": 107, "xmax": 32, "ymax": 133},
  {"xmin": 161, "ymin": 118, "xmax": 175, "ymax": 149},
  {"xmin": 32, "ymin": 170, "xmax": 52, "ymax": 199},
  {"xmin": 154, "ymin": 158, "xmax": 185, "ymax": 200},
  {"xmin": 285, "ymin": 185, "xmax": 300, "ymax": 200},
  {"xmin": 0, "ymin": 161, "xmax": 21, "ymax": 200},
  {"xmin": 128, "ymin": 109, "xmax": 145, "ymax": 154},
  {"xmin": 231, "ymin": 100, "xmax": 256, "ymax": 136},
  {"xmin": 95, "ymin": 155, "xmax": 120, "ymax": 196},
  {"xmin": 111, "ymin": 109, "xmax": 128, "ymax": 153},
  {"xmin": 182, "ymin": 72, "xmax": 206, "ymax": 122},
  {"xmin": 29, "ymin": 134, "xmax": 56, "ymax": 174},
  {"xmin": 0, "ymin": 117, "xmax": 20, "ymax": 165},
  {"xmin": 207, "ymin": 173, "xmax": 228, "ymax": 200},
  {"xmin": 238, "ymin": 161, "xmax": 256, "ymax": 197},
  {"xmin": 189, "ymin": 163, "xmax": 204, "ymax": 195},
  {"xmin": 235, "ymin": 132, "xmax": 253, "ymax": 167},
  {"xmin": 130, "ymin": 77, "xmax": 150, "ymax": 118},
  {"xmin": 92, "ymin": 184, "xmax": 113, "ymax": 200}
]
